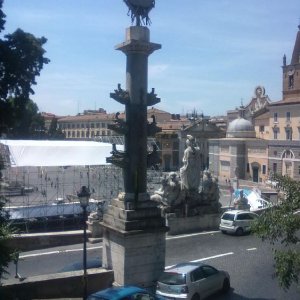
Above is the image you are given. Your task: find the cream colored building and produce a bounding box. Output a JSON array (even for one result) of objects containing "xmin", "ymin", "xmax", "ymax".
[
  {"xmin": 57, "ymin": 111, "xmax": 118, "ymax": 139},
  {"xmin": 210, "ymin": 25, "xmax": 300, "ymax": 182}
]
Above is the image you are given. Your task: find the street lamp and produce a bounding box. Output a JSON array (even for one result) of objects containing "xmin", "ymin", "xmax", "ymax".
[{"xmin": 77, "ymin": 185, "xmax": 91, "ymax": 300}]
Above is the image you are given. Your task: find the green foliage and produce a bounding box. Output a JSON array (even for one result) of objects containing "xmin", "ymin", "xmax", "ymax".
[
  {"xmin": 47, "ymin": 118, "xmax": 65, "ymax": 140},
  {"xmin": 7, "ymin": 97, "xmax": 46, "ymax": 138},
  {"xmin": 0, "ymin": 0, "xmax": 5, "ymax": 32},
  {"xmin": 252, "ymin": 174, "xmax": 300, "ymax": 290},
  {"xmin": 0, "ymin": 0, "xmax": 49, "ymax": 138},
  {"xmin": 0, "ymin": 194, "xmax": 16, "ymax": 281}
]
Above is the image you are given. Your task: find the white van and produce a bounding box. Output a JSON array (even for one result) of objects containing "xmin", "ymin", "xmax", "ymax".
[{"xmin": 219, "ymin": 210, "xmax": 258, "ymax": 235}]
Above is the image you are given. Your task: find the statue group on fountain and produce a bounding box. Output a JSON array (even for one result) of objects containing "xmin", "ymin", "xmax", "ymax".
[{"xmin": 152, "ymin": 135, "xmax": 221, "ymax": 216}]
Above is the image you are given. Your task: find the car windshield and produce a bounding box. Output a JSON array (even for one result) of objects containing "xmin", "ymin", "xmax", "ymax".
[
  {"xmin": 222, "ymin": 213, "xmax": 235, "ymax": 221},
  {"xmin": 158, "ymin": 272, "xmax": 186, "ymax": 285}
]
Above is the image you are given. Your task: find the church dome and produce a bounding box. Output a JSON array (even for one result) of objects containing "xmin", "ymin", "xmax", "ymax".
[{"xmin": 226, "ymin": 117, "xmax": 256, "ymax": 138}]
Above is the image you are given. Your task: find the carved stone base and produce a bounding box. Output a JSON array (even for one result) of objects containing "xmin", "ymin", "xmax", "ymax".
[
  {"xmin": 102, "ymin": 192, "xmax": 168, "ymax": 287},
  {"xmin": 103, "ymin": 193, "xmax": 165, "ymax": 231},
  {"xmin": 87, "ymin": 217, "xmax": 102, "ymax": 238},
  {"xmin": 102, "ymin": 225, "xmax": 167, "ymax": 287},
  {"xmin": 166, "ymin": 213, "xmax": 221, "ymax": 235}
]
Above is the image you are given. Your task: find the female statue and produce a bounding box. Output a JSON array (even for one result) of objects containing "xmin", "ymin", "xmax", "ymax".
[{"xmin": 180, "ymin": 135, "xmax": 201, "ymax": 191}]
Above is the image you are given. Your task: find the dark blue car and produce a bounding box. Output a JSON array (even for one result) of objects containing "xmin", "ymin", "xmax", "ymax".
[{"xmin": 87, "ymin": 285, "xmax": 165, "ymax": 300}]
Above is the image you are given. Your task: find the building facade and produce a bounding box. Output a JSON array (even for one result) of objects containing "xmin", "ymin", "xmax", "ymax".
[{"xmin": 209, "ymin": 25, "xmax": 300, "ymax": 182}]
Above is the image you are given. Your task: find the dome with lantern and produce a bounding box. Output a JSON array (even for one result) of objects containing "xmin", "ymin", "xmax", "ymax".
[{"xmin": 226, "ymin": 106, "xmax": 256, "ymax": 138}]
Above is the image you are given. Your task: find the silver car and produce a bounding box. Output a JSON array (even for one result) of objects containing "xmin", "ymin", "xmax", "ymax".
[
  {"xmin": 219, "ymin": 210, "xmax": 259, "ymax": 235},
  {"xmin": 156, "ymin": 262, "xmax": 230, "ymax": 300}
]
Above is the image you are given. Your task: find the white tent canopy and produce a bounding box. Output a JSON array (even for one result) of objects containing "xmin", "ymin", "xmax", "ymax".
[{"xmin": 0, "ymin": 140, "xmax": 123, "ymax": 167}]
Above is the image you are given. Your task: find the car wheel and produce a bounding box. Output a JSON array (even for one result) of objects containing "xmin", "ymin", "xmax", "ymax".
[
  {"xmin": 191, "ymin": 294, "xmax": 200, "ymax": 300},
  {"xmin": 236, "ymin": 227, "xmax": 244, "ymax": 236},
  {"xmin": 221, "ymin": 230, "xmax": 227, "ymax": 234},
  {"xmin": 222, "ymin": 278, "xmax": 230, "ymax": 293}
]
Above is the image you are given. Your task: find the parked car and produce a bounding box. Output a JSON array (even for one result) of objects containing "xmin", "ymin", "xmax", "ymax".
[
  {"xmin": 156, "ymin": 262, "xmax": 230, "ymax": 300},
  {"xmin": 87, "ymin": 285, "xmax": 165, "ymax": 300},
  {"xmin": 219, "ymin": 210, "xmax": 259, "ymax": 235}
]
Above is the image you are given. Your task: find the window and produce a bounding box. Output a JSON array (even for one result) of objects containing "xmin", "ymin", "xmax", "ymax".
[
  {"xmin": 259, "ymin": 125, "xmax": 265, "ymax": 132},
  {"xmin": 262, "ymin": 165, "xmax": 266, "ymax": 175},
  {"xmin": 282, "ymin": 150, "xmax": 294, "ymax": 159},
  {"xmin": 298, "ymin": 165, "xmax": 300, "ymax": 175},
  {"xmin": 158, "ymin": 272, "xmax": 186, "ymax": 285},
  {"xmin": 273, "ymin": 163, "xmax": 277, "ymax": 173},
  {"xmin": 201, "ymin": 266, "xmax": 218, "ymax": 277},
  {"xmin": 236, "ymin": 214, "xmax": 247, "ymax": 220},
  {"xmin": 274, "ymin": 151, "xmax": 277, "ymax": 156},
  {"xmin": 220, "ymin": 161, "xmax": 230, "ymax": 172},
  {"xmin": 222, "ymin": 213, "xmax": 234, "ymax": 221},
  {"xmin": 289, "ymin": 75, "xmax": 294, "ymax": 89},
  {"xmin": 273, "ymin": 128, "xmax": 278, "ymax": 140},
  {"xmin": 191, "ymin": 268, "xmax": 204, "ymax": 282},
  {"xmin": 274, "ymin": 112, "xmax": 278, "ymax": 122},
  {"xmin": 246, "ymin": 163, "xmax": 250, "ymax": 173},
  {"xmin": 286, "ymin": 112, "xmax": 291, "ymax": 121},
  {"xmin": 286, "ymin": 128, "xmax": 292, "ymax": 140}
]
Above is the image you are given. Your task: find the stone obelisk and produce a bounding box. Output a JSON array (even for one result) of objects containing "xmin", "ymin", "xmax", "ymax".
[{"xmin": 102, "ymin": 1, "xmax": 167, "ymax": 287}]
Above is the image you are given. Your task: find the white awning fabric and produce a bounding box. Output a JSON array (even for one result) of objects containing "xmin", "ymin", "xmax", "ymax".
[{"xmin": 0, "ymin": 140, "xmax": 123, "ymax": 167}]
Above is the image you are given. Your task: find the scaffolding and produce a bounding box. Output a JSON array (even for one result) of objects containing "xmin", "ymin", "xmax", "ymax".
[{"xmin": 0, "ymin": 139, "xmax": 163, "ymax": 232}]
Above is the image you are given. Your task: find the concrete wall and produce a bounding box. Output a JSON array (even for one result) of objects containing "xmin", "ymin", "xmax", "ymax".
[
  {"xmin": 0, "ymin": 268, "xmax": 114, "ymax": 300},
  {"xmin": 166, "ymin": 213, "xmax": 221, "ymax": 235},
  {"xmin": 7, "ymin": 230, "xmax": 91, "ymax": 252}
]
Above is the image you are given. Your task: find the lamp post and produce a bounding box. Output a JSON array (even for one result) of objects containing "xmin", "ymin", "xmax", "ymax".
[{"xmin": 77, "ymin": 185, "xmax": 90, "ymax": 300}]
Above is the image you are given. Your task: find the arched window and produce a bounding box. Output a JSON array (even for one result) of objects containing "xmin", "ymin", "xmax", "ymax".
[{"xmin": 282, "ymin": 149, "xmax": 294, "ymax": 159}]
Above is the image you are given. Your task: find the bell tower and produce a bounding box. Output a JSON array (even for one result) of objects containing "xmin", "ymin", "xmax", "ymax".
[{"xmin": 282, "ymin": 24, "xmax": 300, "ymax": 101}]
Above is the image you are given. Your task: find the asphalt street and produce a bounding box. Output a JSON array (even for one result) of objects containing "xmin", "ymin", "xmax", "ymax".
[{"xmin": 5, "ymin": 230, "xmax": 300, "ymax": 299}]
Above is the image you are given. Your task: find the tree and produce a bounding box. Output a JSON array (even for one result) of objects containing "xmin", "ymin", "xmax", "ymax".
[
  {"xmin": 47, "ymin": 118, "xmax": 65, "ymax": 140},
  {"xmin": 0, "ymin": 155, "xmax": 17, "ymax": 281},
  {"xmin": 252, "ymin": 174, "xmax": 300, "ymax": 290},
  {"xmin": 0, "ymin": 0, "xmax": 49, "ymax": 137},
  {"xmin": 0, "ymin": 195, "xmax": 16, "ymax": 281}
]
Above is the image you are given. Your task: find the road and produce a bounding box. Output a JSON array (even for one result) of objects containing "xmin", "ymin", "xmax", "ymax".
[{"xmin": 5, "ymin": 230, "xmax": 300, "ymax": 299}]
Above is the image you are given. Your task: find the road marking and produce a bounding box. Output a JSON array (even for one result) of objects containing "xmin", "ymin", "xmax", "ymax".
[
  {"xmin": 19, "ymin": 231, "xmax": 220, "ymax": 259},
  {"xmin": 246, "ymin": 248, "xmax": 257, "ymax": 251},
  {"xmin": 166, "ymin": 230, "xmax": 220, "ymax": 240},
  {"xmin": 191, "ymin": 252, "xmax": 234, "ymax": 263},
  {"xmin": 19, "ymin": 246, "xmax": 103, "ymax": 259},
  {"xmin": 165, "ymin": 252, "xmax": 234, "ymax": 269}
]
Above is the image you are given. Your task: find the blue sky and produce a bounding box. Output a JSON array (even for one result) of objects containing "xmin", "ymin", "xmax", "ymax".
[{"xmin": 2, "ymin": 0, "xmax": 300, "ymax": 117}]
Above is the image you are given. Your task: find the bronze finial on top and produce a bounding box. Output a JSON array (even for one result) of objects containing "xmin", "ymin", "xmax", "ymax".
[{"xmin": 124, "ymin": 0, "xmax": 155, "ymax": 26}]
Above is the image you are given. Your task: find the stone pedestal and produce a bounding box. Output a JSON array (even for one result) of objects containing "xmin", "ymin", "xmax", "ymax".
[
  {"xmin": 166, "ymin": 213, "xmax": 220, "ymax": 235},
  {"xmin": 87, "ymin": 216, "xmax": 102, "ymax": 238},
  {"xmin": 102, "ymin": 194, "xmax": 168, "ymax": 287},
  {"xmin": 102, "ymin": 225, "xmax": 167, "ymax": 287}
]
